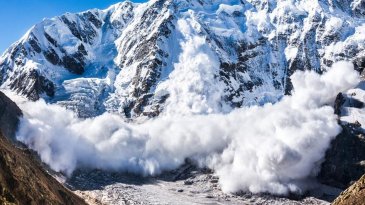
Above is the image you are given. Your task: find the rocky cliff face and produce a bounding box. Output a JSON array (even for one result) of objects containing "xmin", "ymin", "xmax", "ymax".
[
  {"xmin": 318, "ymin": 81, "xmax": 365, "ymax": 190},
  {"xmin": 332, "ymin": 174, "xmax": 365, "ymax": 205},
  {"xmin": 0, "ymin": 0, "xmax": 364, "ymax": 118},
  {"xmin": 319, "ymin": 122, "xmax": 365, "ymax": 189},
  {"xmin": 0, "ymin": 92, "xmax": 87, "ymax": 205},
  {"xmin": 0, "ymin": 92, "xmax": 22, "ymax": 142}
]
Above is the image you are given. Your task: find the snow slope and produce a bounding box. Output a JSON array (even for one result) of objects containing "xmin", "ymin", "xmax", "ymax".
[{"xmin": 0, "ymin": 0, "xmax": 365, "ymax": 119}]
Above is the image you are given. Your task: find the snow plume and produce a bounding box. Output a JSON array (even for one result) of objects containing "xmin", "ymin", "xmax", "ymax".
[
  {"xmin": 155, "ymin": 18, "xmax": 227, "ymax": 115},
  {"xmin": 14, "ymin": 62, "xmax": 359, "ymax": 195}
]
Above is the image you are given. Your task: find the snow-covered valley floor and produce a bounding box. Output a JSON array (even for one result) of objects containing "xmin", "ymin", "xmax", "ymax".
[{"xmin": 67, "ymin": 165, "xmax": 341, "ymax": 205}]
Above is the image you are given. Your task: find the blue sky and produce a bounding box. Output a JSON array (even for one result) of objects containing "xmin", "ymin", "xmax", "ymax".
[{"xmin": 0, "ymin": 0, "xmax": 147, "ymax": 54}]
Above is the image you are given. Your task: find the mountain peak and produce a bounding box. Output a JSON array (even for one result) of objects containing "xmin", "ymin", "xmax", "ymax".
[{"xmin": 0, "ymin": 0, "xmax": 364, "ymax": 118}]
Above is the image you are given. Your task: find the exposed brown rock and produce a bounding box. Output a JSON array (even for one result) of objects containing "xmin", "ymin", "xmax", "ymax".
[
  {"xmin": 0, "ymin": 91, "xmax": 87, "ymax": 205},
  {"xmin": 0, "ymin": 132, "xmax": 88, "ymax": 205},
  {"xmin": 332, "ymin": 174, "xmax": 365, "ymax": 205}
]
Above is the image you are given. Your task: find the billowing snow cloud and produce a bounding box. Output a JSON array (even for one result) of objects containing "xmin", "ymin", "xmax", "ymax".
[{"xmin": 12, "ymin": 61, "xmax": 359, "ymax": 195}]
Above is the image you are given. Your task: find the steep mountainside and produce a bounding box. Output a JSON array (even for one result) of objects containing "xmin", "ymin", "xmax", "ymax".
[
  {"xmin": 1, "ymin": 0, "xmax": 364, "ymax": 118},
  {"xmin": 0, "ymin": 92, "xmax": 87, "ymax": 205},
  {"xmin": 332, "ymin": 174, "xmax": 365, "ymax": 205},
  {"xmin": 0, "ymin": 92, "xmax": 22, "ymax": 142}
]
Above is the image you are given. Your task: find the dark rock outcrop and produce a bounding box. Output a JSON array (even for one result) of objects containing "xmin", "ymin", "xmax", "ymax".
[
  {"xmin": 319, "ymin": 93, "xmax": 365, "ymax": 189},
  {"xmin": 0, "ymin": 92, "xmax": 22, "ymax": 141},
  {"xmin": 0, "ymin": 92, "xmax": 87, "ymax": 205},
  {"xmin": 319, "ymin": 123, "xmax": 365, "ymax": 189},
  {"xmin": 334, "ymin": 93, "xmax": 346, "ymax": 115},
  {"xmin": 9, "ymin": 70, "xmax": 55, "ymax": 101}
]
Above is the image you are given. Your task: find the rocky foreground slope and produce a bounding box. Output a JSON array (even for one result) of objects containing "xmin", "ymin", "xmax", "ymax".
[
  {"xmin": 0, "ymin": 92, "xmax": 86, "ymax": 205},
  {"xmin": 332, "ymin": 174, "xmax": 365, "ymax": 205}
]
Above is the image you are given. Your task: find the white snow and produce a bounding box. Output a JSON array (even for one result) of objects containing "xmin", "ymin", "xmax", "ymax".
[
  {"xmin": 340, "ymin": 82, "xmax": 365, "ymax": 130},
  {"xmin": 155, "ymin": 18, "xmax": 228, "ymax": 115},
  {"xmin": 11, "ymin": 62, "xmax": 359, "ymax": 196},
  {"xmin": 1, "ymin": 0, "xmax": 364, "ymax": 119},
  {"xmin": 0, "ymin": 0, "xmax": 363, "ymax": 201}
]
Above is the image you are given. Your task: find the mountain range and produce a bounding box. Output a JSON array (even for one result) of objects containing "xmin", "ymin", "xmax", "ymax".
[
  {"xmin": 1, "ymin": 0, "xmax": 364, "ymax": 119},
  {"xmin": 1, "ymin": 0, "xmax": 365, "ymax": 204}
]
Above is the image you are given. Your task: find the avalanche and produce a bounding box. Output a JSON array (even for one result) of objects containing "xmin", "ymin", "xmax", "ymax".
[
  {"xmin": 1, "ymin": 0, "xmax": 364, "ymax": 197},
  {"xmin": 12, "ymin": 61, "xmax": 359, "ymax": 195}
]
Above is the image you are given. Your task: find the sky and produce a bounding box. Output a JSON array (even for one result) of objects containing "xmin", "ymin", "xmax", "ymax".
[{"xmin": 0, "ymin": 0, "xmax": 147, "ymax": 54}]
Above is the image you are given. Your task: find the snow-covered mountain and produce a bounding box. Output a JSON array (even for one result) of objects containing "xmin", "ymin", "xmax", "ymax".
[{"xmin": 1, "ymin": 0, "xmax": 365, "ymax": 118}]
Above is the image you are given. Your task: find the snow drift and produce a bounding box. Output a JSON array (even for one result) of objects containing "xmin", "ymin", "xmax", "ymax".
[{"xmin": 13, "ymin": 62, "xmax": 359, "ymax": 195}]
